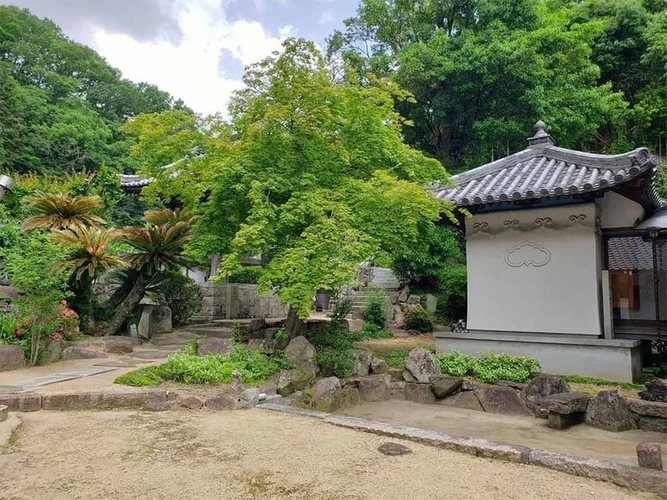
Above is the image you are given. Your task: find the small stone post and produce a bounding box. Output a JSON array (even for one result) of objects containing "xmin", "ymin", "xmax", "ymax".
[{"xmin": 637, "ymin": 443, "xmax": 663, "ymax": 470}]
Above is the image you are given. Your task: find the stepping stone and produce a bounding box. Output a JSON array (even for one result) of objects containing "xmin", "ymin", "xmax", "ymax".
[
  {"xmin": 10, "ymin": 367, "xmax": 117, "ymax": 389},
  {"xmin": 378, "ymin": 442, "xmax": 412, "ymax": 456},
  {"xmin": 128, "ymin": 350, "xmax": 170, "ymax": 360},
  {"xmin": 94, "ymin": 361, "xmax": 137, "ymax": 368}
]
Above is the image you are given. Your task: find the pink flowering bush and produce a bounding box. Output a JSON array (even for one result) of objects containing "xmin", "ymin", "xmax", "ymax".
[{"xmin": 47, "ymin": 300, "xmax": 80, "ymax": 340}]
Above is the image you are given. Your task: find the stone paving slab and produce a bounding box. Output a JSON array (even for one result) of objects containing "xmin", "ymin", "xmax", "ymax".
[
  {"xmin": 14, "ymin": 366, "xmax": 117, "ymax": 388},
  {"xmin": 128, "ymin": 350, "xmax": 170, "ymax": 360},
  {"xmin": 0, "ymin": 385, "xmax": 27, "ymax": 395}
]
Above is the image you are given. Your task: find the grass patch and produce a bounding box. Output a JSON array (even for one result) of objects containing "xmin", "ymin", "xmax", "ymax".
[
  {"xmin": 435, "ymin": 351, "xmax": 540, "ymax": 383},
  {"xmin": 560, "ymin": 374, "xmax": 644, "ymax": 391},
  {"xmin": 348, "ymin": 324, "xmax": 395, "ymax": 341},
  {"xmin": 114, "ymin": 346, "xmax": 292, "ymax": 387},
  {"xmin": 382, "ymin": 350, "xmax": 410, "ymax": 367},
  {"xmin": 114, "ymin": 365, "xmax": 165, "ymax": 387}
]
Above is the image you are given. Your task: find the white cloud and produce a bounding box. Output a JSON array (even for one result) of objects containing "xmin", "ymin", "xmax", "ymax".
[
  {"xmin": 318, "ymin": 9, "xmax": 334, "ymax": 24},
  {"xmin": 92, "ymin": 0, "xmax": 292, "ymax": 116}
]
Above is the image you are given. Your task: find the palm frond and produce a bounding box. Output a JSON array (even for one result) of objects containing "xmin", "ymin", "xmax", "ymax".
[
  {"xmin": 22, "ymin": 193, "xmax": 105, "ymax": 231},
  {"xmin": 51, "ymin": 226, "xmax": 125, "ymax": 283}
]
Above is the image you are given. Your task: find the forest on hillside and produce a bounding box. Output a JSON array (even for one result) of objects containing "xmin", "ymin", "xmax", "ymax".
[
  {"xmin": 1, "ymin": 1, "xmax": 667, "ymax": 325},
  {"xmin": 2, "ymin": 1, "xmax": 667, "ymax": 179}
]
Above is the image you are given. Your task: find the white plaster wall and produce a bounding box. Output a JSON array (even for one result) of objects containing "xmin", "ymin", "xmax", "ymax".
[
  {"xmin": 466, "ymin": 203, "xmax": 602, "ymax": 335},
  {"xmin": 597, "ymin": 191, "xmax": 644, "ymax": 229}
]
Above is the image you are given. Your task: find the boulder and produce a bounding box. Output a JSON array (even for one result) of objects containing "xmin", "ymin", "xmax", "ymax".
[
  {"xmin": 197, "ymin": 338, "xmax": 232, "ymax": 356},
  {"xmin": 393, "ymin": 306, "xmax": 404, "ymax": 329},
  {"xmin": 430, "ymin": 375, "xmax": 463, "ymax": 399},
  {"xmin": 356, "ymin": 374, "xmax": 392, "ymax": 402},
  {"xmin": 405, "ymin": 383, "xmax": 436, "ymax": 404},
  {"xmin": 543, "ymin": 392, "xmax": 592, "ymax": 430},
  {"xmin": 406, "ymin": 294, "xmax": 421, "ymax": 306},
  {"xmin": 585, "ymin": 390, "xmax": 637, "ymax": 432},
  {"xmin": 277, "ymin": 369, "xmax": 316, "ymax": 396},
  {"xmin": 349, "ymin": 349, "xmax": 373, "ymax": 376},
  {"xmin": 45, "ymin": 339, "xmax": 64, "ymax": 364},
  {"xmin": 497, "ymin": 380, "xmax": 527, "ymax": 391},
  {"xmin": 637, "ymin": 443, "xmax": 663, "ymax": 470},
  {"xmin": 388, "ymin": 368, "xmax": 404, "ymax": 381},
  {"xmin": 639, "ymin": 378, "xmax": 667, "ymax": 402},
  {"xmin": 151, "ymin": 305, "xmax": 173, "ymax": 334},
  {"xmin": 0, "ymin": 345, "xmax": 25, "ymax": 372},
  {"xmin": 311, "ymin": 377, "xmax": 343, "ymax": 412},
  {"xmin": 247, "ymin": 339, "xmax": 276, "ymax": 351},
  {"xmin": 521, "ymin": 374, "xmax": 571, "ymax": 417},
  {"xmin": 341, "ymin": 386, "xmax": 361, "ymax": 408},
  {"xmin": 179, "ymin": 397, "xmax": 204, "ymax": 410},
  {"xmin": 475, "ymin": 385, "xmax": 531, "ymax": 416},
  {"xmin": 543, "ymin": 392, "xmax": 591, "ymax": 414},
  {"xmin": 404, "ymin": 348, "xmax": 441, "ymax": 384},
  {"xmin": 102, "ymin": 338, "xmax": 135, "ymax": 354},
  {"xmin": 461, "ymin": 380, "xmax": 475, "ymax": 391},
  {"xmin": 205, "ymin": 394, "xmax": 238, "ymax": 411},
  {"xmin": 370, "ymin": 358, "xmax": 387, "ymax": 375},
  {"xmin": 61, "ymin": 347, "xmax": 107, "ymax": 361},
  {"xmin": 240, "ymin": 388, "xmax": 261, "ymax": 408},
  {"xmin": 257, "ymin": 382, "xmax": 278, "ymax": 396},
  {"xmin": 390, "ymin": 381, "xmax": 406, "ymax": 400},
  {"xmin": 637, "ymin": 417, "xmax": 667, "ymax": 432},
  {"xmin": 231, "ymin": 370, "xmax": 244, "ymax": 393},
  {"xmin": 402, "ymin": 370, "xmax": 417, "ymax": 383},
  {"xmin": 284, "ymin": 336, "xmax": 318, "ymax": 374},
  {"xmin": 438, "ymin": 391, "xmax": 483, "ymax": 412},
  {"xmin": 144, "ymin": 401, "xmax": 175, "ymax": 412},
  {"xmin": 628, "ymin": 398, "xmax": 667, "ymax": 419}
]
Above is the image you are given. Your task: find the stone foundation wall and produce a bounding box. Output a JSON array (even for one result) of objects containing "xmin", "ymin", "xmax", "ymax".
[{"xmin": 194, "ymin": 282, "xmax": 288, "ymax": 322}]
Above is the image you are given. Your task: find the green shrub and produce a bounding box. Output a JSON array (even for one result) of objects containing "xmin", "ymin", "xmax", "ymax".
[
  {"xmin": 154, "ymin": 271, "xmax": 203, "ymax": 327},
  {"xmin": 114, "ymin": 346, "xmax": 286, "ymax": 387},
  {"xmin": 435, "ymin": 351, "xmax": 477, "ymax": 377},
  {"xmin": 114, "ymin": 365, "xmax": 164, "ymax": 387},
  {"xmin": 349, "ymin": 323, "xmax": 395, "ymax": 341},
  {"xmin": 403, "ymin": 307, "xmax": 433, "ymax": 333},
  {"xmin": 435, "ymin": 351, "xmax": 540, "ymax": 383},
  {"xmin": 316, "ymin": 347, "xmax": 355, "ymax": 378},
  {"xmin": 362, "ymin": 287, "xmax": 386, "ymax": 329}
]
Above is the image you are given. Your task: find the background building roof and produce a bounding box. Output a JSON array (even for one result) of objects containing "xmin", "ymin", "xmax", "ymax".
[{"xmin": 432, "ymin": 121, "xmax": 661, "ymax": 210}]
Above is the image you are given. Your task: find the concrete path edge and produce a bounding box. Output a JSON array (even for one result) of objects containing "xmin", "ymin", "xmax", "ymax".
[{"xmin": 258, "ymin": 403, "xmax": 667, "ymax": 498}]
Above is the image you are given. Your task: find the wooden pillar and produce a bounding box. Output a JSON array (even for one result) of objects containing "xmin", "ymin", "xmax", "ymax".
[{"xmin": 601, "ymin": 270, "xmax": 614, "ymax": 340}]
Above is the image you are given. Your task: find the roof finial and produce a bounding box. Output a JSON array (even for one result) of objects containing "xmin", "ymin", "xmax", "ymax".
[{"xmin": 528, "ymin": 120, "xmax": 554, "ymax": 148}]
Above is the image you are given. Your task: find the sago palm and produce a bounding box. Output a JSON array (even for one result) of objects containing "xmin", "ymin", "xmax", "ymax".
[
  {"xmin": 22, "ymin": 193, "xmax": 106, "ymax": 231},
  {"xmin": 105, "ymin": 214, "xmax": 195, "ymax": 335},
  {"xmin": 51, "ymin": 227, "xmax": 126, "ymax": 333}
]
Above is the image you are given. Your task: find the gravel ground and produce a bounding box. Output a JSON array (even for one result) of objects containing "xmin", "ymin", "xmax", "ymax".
[{"xmin": 0, "ymin": 409, "xmax": 656, "ymax": 500}]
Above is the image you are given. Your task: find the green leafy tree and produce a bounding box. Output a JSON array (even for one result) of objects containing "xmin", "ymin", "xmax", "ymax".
[
  {"xmin": 182, "ymin": 39, "xmax": 454, "ymax": 332},
  {"xmin": 330, "ymin": 0, "xmax": 626, "ymax": 169}
]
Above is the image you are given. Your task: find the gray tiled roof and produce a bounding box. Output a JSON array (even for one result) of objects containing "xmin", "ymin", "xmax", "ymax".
[
  {"xmin": 433, "ymin": 123, "xmax": 660, "ymax": 208},
  {"xmin": 608, "ymin": 237, "xmax": 653, "ymax": 271},
  {"xmin": 120, "ymin": 174, "xmax": 153, "ymax": 188}
]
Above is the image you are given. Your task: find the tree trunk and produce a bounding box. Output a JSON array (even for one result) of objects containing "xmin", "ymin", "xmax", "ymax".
[
  {"xmin": 285, "ymin": 305, "xmax": 305, "ymax": 339},
  {"xmin": 76, "ymin": 274, "xmax": 95, "ymax": 335},
  {"xmin": 104, "ymin": 273, "xmax": 151, "ymax": 336}
]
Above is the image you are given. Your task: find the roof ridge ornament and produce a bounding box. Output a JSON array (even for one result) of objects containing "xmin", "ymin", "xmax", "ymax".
[{"xmin": 528, "ymin": 120, "xmax": 555, "ymax": 148}]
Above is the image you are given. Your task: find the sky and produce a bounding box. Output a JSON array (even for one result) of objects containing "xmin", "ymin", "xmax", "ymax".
[{"xmin": 1, "ymin": 0, "xmax": 359, "ymax": 115}]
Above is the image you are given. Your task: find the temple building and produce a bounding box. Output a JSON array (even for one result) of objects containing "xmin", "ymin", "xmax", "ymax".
[{"xmin": 433, "ymin": 121, "xmax": 666, "ymax": 382}]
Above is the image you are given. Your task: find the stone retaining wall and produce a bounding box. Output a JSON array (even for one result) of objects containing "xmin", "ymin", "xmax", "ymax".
[{"xmin": 194, "ymin": 283, "xmax": 288, "ymax": 322}]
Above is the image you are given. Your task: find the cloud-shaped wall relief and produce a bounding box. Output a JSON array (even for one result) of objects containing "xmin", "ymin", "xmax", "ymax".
[{"xmin": 505, "ymin": 242, "xmax": 551, "ymax": 268}]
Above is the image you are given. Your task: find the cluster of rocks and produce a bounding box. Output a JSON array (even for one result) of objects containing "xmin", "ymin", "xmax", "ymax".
[{"xmin": 0, "ymin": 337, "xmax": 145, "ymax": 372}]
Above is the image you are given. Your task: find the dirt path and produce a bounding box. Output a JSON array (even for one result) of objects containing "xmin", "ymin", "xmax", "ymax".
[{"xmin": 0, "ymin": 410, "xmax": 655, "ymax": 500}]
